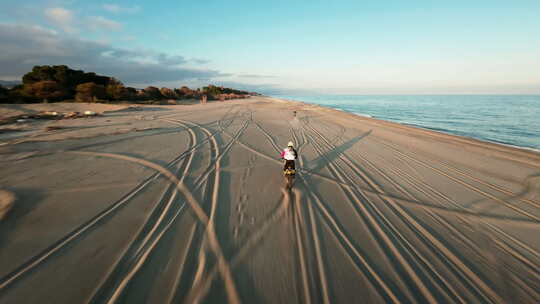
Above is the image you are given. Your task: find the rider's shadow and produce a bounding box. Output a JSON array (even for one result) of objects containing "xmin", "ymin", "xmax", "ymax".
[{"xmin": 309, "ymin": 129, "xmax": 372, "ymax": 173}]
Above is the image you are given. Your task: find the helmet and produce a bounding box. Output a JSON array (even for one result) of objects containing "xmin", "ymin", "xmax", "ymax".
[{"xmin": 287, "ymin": 141, "xmax": 294, "ymax": 147}]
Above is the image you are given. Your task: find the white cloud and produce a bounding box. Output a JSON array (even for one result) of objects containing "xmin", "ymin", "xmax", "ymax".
[
  {"xmin": 87, "ymin": 16, "xmax": 122, "ymax": 31},
  {"xmin": 238, "ymin": 74, "xmax": 276, "ymax": 79},
  {"xmin": 43, "ymin": 6, "xmax": 122, "ymax": 32},
  {"xmin": 0, "ymin": 23, "xmax": 226, "ymax": 85},
  {"xmin": 44, "ymin": 7, "xmax": 76, "ymax": 33},
  {"xmin": 103, "ymin": 4, "xmax": 141, "ymax": 13}
]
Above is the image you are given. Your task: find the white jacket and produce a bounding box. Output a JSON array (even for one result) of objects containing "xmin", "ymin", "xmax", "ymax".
[{"xmin": 282, "ymin": 148, "xmax": 296, "ymax": 160}]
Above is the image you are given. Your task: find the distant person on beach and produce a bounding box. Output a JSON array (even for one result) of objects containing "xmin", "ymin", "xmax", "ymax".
[{"xmin": 201, "ymin": 94, "xmax": 207, "ymax": 104}]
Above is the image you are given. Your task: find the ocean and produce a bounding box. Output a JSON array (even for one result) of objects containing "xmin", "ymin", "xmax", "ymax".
[{"xmin": 273, "ymin": 95, "xmax": 540, "ymax": 152}]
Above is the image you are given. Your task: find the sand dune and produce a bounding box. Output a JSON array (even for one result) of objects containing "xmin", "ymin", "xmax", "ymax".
[{"xmin": 0, "ymin": 97, "xmax": 539, "ymax": 303}]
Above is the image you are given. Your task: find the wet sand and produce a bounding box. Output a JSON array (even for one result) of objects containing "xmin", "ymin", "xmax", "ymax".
[{"xmin": 0, "ymin": 97, "xmax": 539, "ymax": 303}]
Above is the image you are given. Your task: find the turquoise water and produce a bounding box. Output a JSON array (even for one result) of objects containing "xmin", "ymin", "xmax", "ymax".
[{"xmin": 274, "ymin": 95, "xmax": 540, "ymax": 152}]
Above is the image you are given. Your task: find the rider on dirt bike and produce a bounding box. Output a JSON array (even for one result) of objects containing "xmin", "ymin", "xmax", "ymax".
[{"xmin": 281, "ymin": 141, "xmax": 298, "ymax": 173}]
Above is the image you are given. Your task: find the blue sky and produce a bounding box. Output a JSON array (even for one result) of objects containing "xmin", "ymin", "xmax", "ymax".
[{"xmin": 1, "ymin": 0, "xmax": 539, "ymax": 94}]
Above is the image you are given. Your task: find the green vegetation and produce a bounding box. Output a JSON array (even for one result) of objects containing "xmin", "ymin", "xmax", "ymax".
[
  {"xmin": 0, "ymin": 85, "xmax": 9, "ymax": 100},
  {"xmin": 75, "ymin": 82, "xmax": 107, "ymax": 102},
  {"xmin": 0, "ymin": 65, "xmax": 257, "ymax": 104}
]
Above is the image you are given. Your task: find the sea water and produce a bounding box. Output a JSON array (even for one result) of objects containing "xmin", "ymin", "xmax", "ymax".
[{"xmin": 273, "ymin": 95, "xmax": 540, "ymax": 152}]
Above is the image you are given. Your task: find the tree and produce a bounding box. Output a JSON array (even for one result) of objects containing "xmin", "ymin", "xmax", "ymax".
[
  {"xmin": 0, "ymin": 85, "xmax": 7, "ymax": 97},
  {"xmin": 81, "ymin": 72, "xmax": 110, "ymax": 86},
  {"xmin": 11, "ymin": 65, "xmax": 257, "ymax": 104},
  {"xmin": 0, "ymin": 85, "xmax": 8, "ymax": 103},
  {"xmin": 136, "ymin": 89, "xmax": 148, "ymax": 100},
  {"xmin": 75, "ymin": 82, "xmax": 106, "ymax": 102},
  {"xmin": 124, "ymin": 87, "xmax": 138, "ymax": 100},
  {"xmin": 22, "ymin": 66, "xmax": 57, "ymax": 85},
  {"xmin": 202, "ymin": 85, "xmax": 221, "ymax": 100},
  {"xmin": 5, "ymin": 85, "xmax": 32, "ymax": 103},
  {"xmin": 160, "ymin": 87, "xmax": 177, "ymax": 99},
  {"xmin": 178, "ymin": 86, "xmax": 196, "ymax": 98},
  {"xmin": 143, "ymin": 86, "xmax": 163, "ymax": 100},
  {"xmin": 22, "ymin": 65, "xmax": 111, "ymax": 99},
  {"xmin": 23, "ymin": 81, "xmax": 67, "ymax": 102},
  {"xmin": 106, "ymin": 78, "xmax": 127, "ymax": 100}
]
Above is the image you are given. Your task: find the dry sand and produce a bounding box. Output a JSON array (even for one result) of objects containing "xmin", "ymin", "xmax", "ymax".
[
  {"xmin": 0, "ymin": 97, "xmax": 539, "ymax": 303},
  {"xmin": 0, "ymin": 190, "xmax": 15, "ymax": 221}
]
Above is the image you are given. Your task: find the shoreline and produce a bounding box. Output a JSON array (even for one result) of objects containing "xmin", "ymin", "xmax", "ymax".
[
  {"xmin": 270, "ymin": 95, "xmax": 540, "ymax": 157},
  {"xmin": 2, "ymin": 96, "xmax": 539, "ymax": 158}
]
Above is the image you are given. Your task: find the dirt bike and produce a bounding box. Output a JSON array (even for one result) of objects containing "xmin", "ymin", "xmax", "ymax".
[{"xmin": 283, "ymin": 162, "xmax": 296, "ymax": 190}]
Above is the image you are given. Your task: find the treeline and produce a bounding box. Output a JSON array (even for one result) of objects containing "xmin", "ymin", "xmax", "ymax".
[{"xmin": 0, "ymin": 65, "xmax": 257, "ymax": 104}]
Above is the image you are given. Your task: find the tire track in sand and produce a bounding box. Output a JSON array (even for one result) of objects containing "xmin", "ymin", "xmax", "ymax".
[
  {"xmin": 161, "ymin": 116, "xmax": 232, "ymax": 304},
  {"xmin": 0, "ymin": 121, "xmax": 204, "ymax": 291},
  {"xmin": 70, "ymin": 151, "xmax": 240, "ymax": 304},
  {"xmin": 227, "ymin": 121, "xmax": 540, "ymax": 227},
  {"xmin": 366, "ymin": 148, "xmax": 540, "ymax": 260},
  {"xmin": 220, "ymin": 114, "xmax": 507, "ymax": 302},
  {"xmin": 210, "ymin": 113, "xmax": 483, "ymax": 303},
  {"xmin": 160, "ymin": 117, "xmax": 233, "ymax": 304},
  {"xmin": 144, "ymin": 115, "xmax": 248, "ymax": 304},
  {"xmin": 290, "ymin": 188, "xmax": 313, "ymax": 304},
  {"xmin": 290, "ymin": 127, "xmax": 330, "ymax": 304},
  {"xmin": 1, "ymin": 144, "xmax": 242, "ymax": 303},
  {"xmin": 303, "ymin": 133, "xmax": 425, "ymax": 302},
  {"xmin": 305, "ymin": 120, "xmax": 505, "ymax": 302},
  {"xmin": 186, "ymin": 192, "xmax": 289, "ymax": 301},
  {"xmin": 357, "ymin": 139, "xmax": 540, "ymax": 297},
  {"xmin": 293, "ymin": 125, "xmax": 402, "ymax": 303},
  {"xmin": 303, "ymin": 119, "xmax": 503, "ymax": 303},
  {"xmin": 88, "ymin": 120, "xmax": 198, "ymax": 303},
  {"xmin": 301, "ymin": 183, "xmax": 403, "ymax": 303},
  {"xmin": 374, "ymin": 137, "xmax": 540, "ymax": 219},
  {"xmin": 185, "ymin": 114, "xmax": 307, "ymax": 303},
  {"xmin": 184, "ymin": 188, "xmax": 292, "ymax": 303},
  {"xmin": 350, "ymin": 145, "xmax": 494, "ymax": 303},
  {"xmin": 378, "ymin": 133, "xmax": 540, "ymax": 209},
  {"xmin": 302, "ymin": 123, "xmax": 433, "ymax": 302},
  {"xmin": 163, "ymin": 109, "xmax": 251, "ymax": 303}
]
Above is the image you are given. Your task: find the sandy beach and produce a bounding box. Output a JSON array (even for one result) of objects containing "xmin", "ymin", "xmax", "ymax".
[{"xmin": 0, "ymin": 96, "xmax": 539, "ymax": 303}]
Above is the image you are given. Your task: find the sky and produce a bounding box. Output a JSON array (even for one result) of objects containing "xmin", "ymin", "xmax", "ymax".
[{"xmin": 1, "ymin": 0, "xmax": 539, "ymax": 94}]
